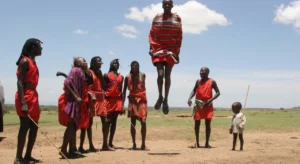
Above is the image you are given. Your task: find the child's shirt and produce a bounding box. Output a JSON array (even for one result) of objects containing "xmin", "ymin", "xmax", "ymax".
[{"xmin": 231, "ymin": 112, "xmax": 246, "ymax": 129}]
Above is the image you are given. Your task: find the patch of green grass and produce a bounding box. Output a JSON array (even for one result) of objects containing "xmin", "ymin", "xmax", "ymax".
[{"xmin": 3, "ymin": 106, "xmax": 300, "ymax": 131}]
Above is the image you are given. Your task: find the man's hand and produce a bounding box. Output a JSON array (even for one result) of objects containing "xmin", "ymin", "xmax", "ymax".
[
  {"xmin": 76, "ymin": 97, "xmax": 83, "ymax": 104},
  {"xmin": 174, "ymin": 55, "xmax": 180, "ymax": 64},
  {"xmin": 187, "ymin": 99, "xmax": 192, "ymax": 107},
  {"xmin": 148, "ymin": 49, "xmax": 153, "ymax": 56},
  {"xmin": 121, "ymin": 106, "xmax": 126, "ymax": 115},
  {"xmin": 21, "ymin": 103, "xmax": 28, "ymax": 114},
  {"xmin": 204, "ymin": 99, "xmax": 213, "ymax": 107}
]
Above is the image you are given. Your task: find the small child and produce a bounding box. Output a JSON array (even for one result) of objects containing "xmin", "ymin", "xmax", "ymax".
[{"xmin": 229, "ymin": 102, "xmax": 246, "ymax": 151}]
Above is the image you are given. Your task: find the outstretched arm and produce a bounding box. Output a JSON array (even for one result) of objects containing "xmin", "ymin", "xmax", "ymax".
[{"xmin": 187, "ymin": 80, "xmax": 199, "ymax": 107}]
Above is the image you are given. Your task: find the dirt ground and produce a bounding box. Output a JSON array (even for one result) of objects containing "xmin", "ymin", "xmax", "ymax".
[{"xmin": 0, "ymin": 123, "xmax": 300, "ymax": 164}]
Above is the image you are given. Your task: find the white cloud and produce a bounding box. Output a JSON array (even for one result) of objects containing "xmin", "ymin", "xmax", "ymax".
[
  {"xmin": 114, "ymin": 24, "xmax": 139, "ymax": 38},
  {"xmin": 108, "ymin": 51, "xmax": 117, "ymax": 56},
  {"xmin": 73, "ymin": 29, "xmax": 89, "ymax": 35},
  {"xmin": 124, "ymin": 1, "xmax": 230, "ymax": 34},
  {"xmin": 95, "ymin": 35, "xmax": 101, "ymax": 38},
  {"xmin": 274, "ymin": 0, "xmax": 300, "ymax": 33}
]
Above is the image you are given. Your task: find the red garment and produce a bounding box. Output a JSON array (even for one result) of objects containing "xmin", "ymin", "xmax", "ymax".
[
  {"xmin": 127, "ymin": 73, "xmax": 147, "ymax": 120},
  {"xmin": 149, "ymin": 13, "xmax": 182, "ymax": 67},
  {"xmin": 105, "ymin": 72, "xmax": 123, "ymax": 114},
  {"xmin": 88, "ymin": 70, "xmax": 106, "ymax": 116},
  {"xmin": 58, "ymin": 94, "xmax": 70, "ymax": 127},
  {"xmin": 15, "ymin": 55, "xmax": 40, "ymax": 121},
  {"xmin": 58, "ymin": 81, "xmax": 90, "ymax": 130},
  {"xmin": 194, "ymin": 78, "xmax": 214, "ymax": 120},
  {"xmin": 78, "ymin": 84, "xmax": 90, "ymax": 129},
  {"xmin": 58, "ymin": 94, "xmax": 90, "ymax": 130}
]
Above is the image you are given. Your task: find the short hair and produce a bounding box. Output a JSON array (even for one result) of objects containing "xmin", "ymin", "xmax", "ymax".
[{"xmin": 232, "ymin": 102, "xmax": 242, "ymax": 110}]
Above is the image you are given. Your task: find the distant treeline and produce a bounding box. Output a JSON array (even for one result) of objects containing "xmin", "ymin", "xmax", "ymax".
[{"xmin": 3, "ymin": 104, "xmax": 299, "ymax": 112}]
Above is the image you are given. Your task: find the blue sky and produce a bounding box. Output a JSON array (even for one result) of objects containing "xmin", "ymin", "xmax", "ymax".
[{"xmin": 0, "ymin": 0, "xmax": 299, "ymax": 108}]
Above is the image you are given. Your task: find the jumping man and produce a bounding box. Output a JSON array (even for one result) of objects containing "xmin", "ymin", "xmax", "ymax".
[{"xmin": 149, "ymin": 0, "xmax": 183, "ymax": 114}]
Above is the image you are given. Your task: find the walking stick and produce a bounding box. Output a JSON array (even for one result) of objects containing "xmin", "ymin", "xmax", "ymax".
[
  {"xmin": 27, "ymin": 115, "xmax": 72, "ymax": 164},
  {"xmin": 244, "ymin": 85, "xmax": 250, "ymax": 109},
  {"xmin": 190, "ymin": 102, "xmax": 198, "ymax": 148}
]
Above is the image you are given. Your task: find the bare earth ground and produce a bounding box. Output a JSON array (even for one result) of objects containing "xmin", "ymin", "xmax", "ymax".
[{"xmin": 0, "ymin": 121, "xmax": 299, "ymax": 164}]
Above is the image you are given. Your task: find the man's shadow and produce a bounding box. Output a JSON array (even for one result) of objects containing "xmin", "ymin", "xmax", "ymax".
[
  {"xmin": 188, "ymin": 145, "xmax": 217, "ymax": 149},
  {"xmin": 0, "ymin": 137, "xmax": 6, "ymax": 142}
]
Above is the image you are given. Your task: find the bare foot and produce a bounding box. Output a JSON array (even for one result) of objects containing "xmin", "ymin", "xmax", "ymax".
[
  {"xmin": 59, "ymin": 151, "xmax": 69, "ymax": 159},
  {"xmin": 24, "ymin": 156, "xmax": 41, "ymax": 163},
  {"xmin": 78, "ymin": 147, "xmax": 89, "ymax": 154},
  {"xmin": 205, "ymin": 144, "xmax": 212, "ymax": 148},
  {"xmin": 14, "ymin": 157, "xmax": 27, "ymax": 164},
  {"xmin": 89, "ymin": 147, "xmax": 99, "ymax": 152},
  {"xmin": 130, "ymin": 144, "xmax": 137, "ymax": 150},
  {"xmin": 141, "ymin": 145, "xmax": 150, "ymax": 151},
  {"xmin": 101, "ymin": 146, "xmax": 115, "ymax": 151}
]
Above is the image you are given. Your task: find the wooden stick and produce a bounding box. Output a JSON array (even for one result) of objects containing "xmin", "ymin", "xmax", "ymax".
[
  {"xmin": 27, "ymin": 115, "xmax": 72, "ymax": 164},
  {"xmin": 190, "ymin": 103, "xmax": 198, "ymax": 148},
  {"xmin": 244, "ymin": 85, "xmax": 250, "ymax": 109}
]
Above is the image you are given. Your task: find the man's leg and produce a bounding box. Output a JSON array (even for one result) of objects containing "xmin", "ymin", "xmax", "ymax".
[
  {"xmin": 130, "ymin": 117, "xmax": 137, "ymax": 150},
  {"xmin": 162, "ymin": 63, "xmax": 173, "ymax": 114},
  {"xmin": 100, "ymin": 116, "xmax": 114, "ymax": 151},
  {"xmin": 87, "ymin": 116, "xmax": 96, "ymax": 151},
  {"xmin": 108, "ymin": 112, "xmax": 118, "ymax": 148},
  {"xmin": 14, "ymin": 117, "xmax": 30, "ymax": 164},
  {"xmin": 194, "ymin": 120, "xmax": 200, "ymax": 148},
  {"xmin": 78, "ymin": 129, "xmax": 88, "ymax": 153},
  {"xmin": 140, "ymin": 119, "xmax": 149, "ymax": 151},
  {"xmin": 205, "ymin": 119, "xmax": 212, "ymax": 148},
  {"xmin": 61, "ymin": 121, "xmax": 75, "ymax": 157},
  {"xmin": 24, "ymin": 119, "xmax": 40, "ymax": 163},
  {"xmin": 71, "ymin": 131, "xmax": 77, "ymax": 153},
  {"xmin": 155, "ymin": 63, "xmax": 164, "ymax": 110}
]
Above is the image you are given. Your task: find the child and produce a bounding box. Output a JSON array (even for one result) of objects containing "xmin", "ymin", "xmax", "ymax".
[{"xmin": 230, "ymin": 102, "xmax": 246, "ymax": 151}]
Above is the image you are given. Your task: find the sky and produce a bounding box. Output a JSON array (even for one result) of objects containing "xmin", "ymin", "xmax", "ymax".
[{"xmin": 0, "ymin": 0, "xmax": 299, "ymax": 109}]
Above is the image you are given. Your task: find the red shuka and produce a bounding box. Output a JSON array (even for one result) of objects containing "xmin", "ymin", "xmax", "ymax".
[
  {"xmin": 15, "ymin": 55, "xmax": 40, "ymax": 121},
  {"xmin": 149, "ymin": 13, "xmax": 182, "ymax": 67},
  {"xmin": 104, "ymin": 72, "xmax": 123, "ymax": 114},
  {"xmin": 78, "ymin": 83, "xmax": 90, "ymax": 129},
  {"xmin": 88, "ymin": 70, "xmax": 106, "ymax": 116},
  {"xmin": 58, "ymin": 75, "xmax": 90, "ymax": 130},
  {"xmin": 194, "ymin": 78, "xmax": 214, "ymax": 120},
  {"xmin": 127, "ymin": 73, "xmax": 147, "ymax": 120}
]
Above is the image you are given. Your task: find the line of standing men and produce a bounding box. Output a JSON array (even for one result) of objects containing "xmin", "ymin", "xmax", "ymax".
[{"xmin": 13, "ymin": 0, "xmax": 221, "ymax": 163}]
